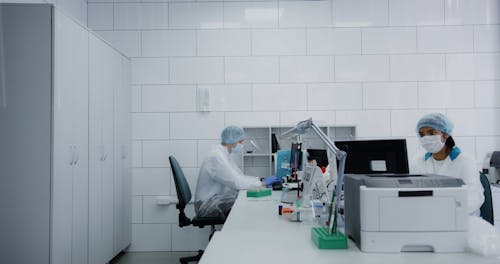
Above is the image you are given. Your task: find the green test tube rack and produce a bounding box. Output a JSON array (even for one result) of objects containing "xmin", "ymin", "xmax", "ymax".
[
  {"xmin": 311, "ymin": 227, "xmax": 348, "ymax": 249},
  {"xmin": 246, "ymin": 188, "xmax": 272, "ymax": 198}
]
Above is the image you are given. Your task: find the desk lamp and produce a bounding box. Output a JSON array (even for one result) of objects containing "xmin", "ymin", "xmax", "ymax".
[{"xmin": 281, "ymin": 118, "xmax": 348, "ymax": 249}]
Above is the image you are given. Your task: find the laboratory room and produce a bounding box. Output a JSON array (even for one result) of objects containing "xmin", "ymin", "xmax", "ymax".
[{"xmin": 1, "ymin": 0, "xmax": 500, "ymax": 264}]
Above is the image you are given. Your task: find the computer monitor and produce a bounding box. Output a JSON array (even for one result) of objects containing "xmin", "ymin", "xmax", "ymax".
[
  {"xmin": 334, "ymin": 139, "xmax": 409, "ymax": 174},
  {"xmin": 290, "ymin": 142, "xmax": 303, "ymax": 171},
  {"xmin": 306, "ymin": 149, "xmax": 328, "ymax": 169}
]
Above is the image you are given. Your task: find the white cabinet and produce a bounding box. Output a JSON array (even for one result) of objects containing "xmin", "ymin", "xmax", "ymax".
[
  {"xmin": 0, "ymin": 4, "xmax": 131, "ymax": 264},
  {"xmin": 114, "ymin": 57, "xmax": 132, "ymax": 254},
  {"xmin": 52, "ymin": 10, "xmax": 89, "ymax": 264},
  {"xmin": 89, "ymin": 33, "xmax": 130, "ymax": 264}
]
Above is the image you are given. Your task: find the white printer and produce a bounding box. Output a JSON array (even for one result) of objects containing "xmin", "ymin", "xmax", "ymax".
[{"xmin": 344, "ymin": 174, "xmax": 468, "ymax": 253}]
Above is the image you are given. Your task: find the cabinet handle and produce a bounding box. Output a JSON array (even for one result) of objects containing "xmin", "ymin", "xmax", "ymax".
[
  {"xmin": 69, "ymin": 145, "xmax": 75, "ymax": 165},
  {"xmin": 121, "ymin": 146, "xmax": 127, "ymax": 160},
  {"xmin": 74, "ymin": 147, "xmax": 79, "ymax": 165}
]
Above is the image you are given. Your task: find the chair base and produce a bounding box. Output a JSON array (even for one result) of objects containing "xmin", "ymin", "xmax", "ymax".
[{"xmin": 180, "ymin": 250, "xmax": 203, "ymax": 264}]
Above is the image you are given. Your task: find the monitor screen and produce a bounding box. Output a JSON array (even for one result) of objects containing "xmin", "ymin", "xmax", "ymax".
[
  {"xmin": 290, "ymin": 142, "xmax": 303, "ymax": 171},
  {"xmin": 334, "ymin": 139, "xmax": 409, "ymax": 174},
  {"xmin": 306, "ymin": 149, "xmax": 328, "ymax": 169}
]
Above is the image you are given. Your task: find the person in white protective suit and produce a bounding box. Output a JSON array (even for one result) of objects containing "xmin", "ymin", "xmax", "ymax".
[
  {"xmin": 194, "ymin": 126, "xmax": 278, "ymax": 219},
  {"xmin": 410, "ymin": 113, "xmax": 484, "ymax": 215}
]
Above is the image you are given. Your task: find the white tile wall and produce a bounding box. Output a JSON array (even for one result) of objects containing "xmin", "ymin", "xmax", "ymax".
[
  {"xmin": 390, "ymin": 54, "xmax": 445, "ymax": 81},
  {"xmin": 446, "ymin": 53, "xmax": 500, "ymax": 80},
  {"xmin": 142, "ymin": 197, "xmax": 177, "ymax": 224},
  {"xmin": 114, "ymin": 3, "xmax": 169, "ymax": 30},
  {"xmin": 336, "ymin": 110, "xmax": 391, "ymax": 138},
  {"xmin": 252, "ymin": 84, "xmax": 307, "ymax": 111},
  {"xmin": 307, "ymin": 28, "xmax": 361, "ymax": 55},
  {"xmin": 169, "ymin": 2, "xmax": 223, "ymax": 29},
  {"xmin": 389, "ymin": 0, "xmax": 444, "ymax": 26},
  {"xmin": 201, "ymin": 84, "xmax": 252, "ymax": 112},
  {"xmin": 475, "ymin": 81, "xmax": 500, "ymax": 108},
  {"xmin": 141, "ymin": 85, "xmax": 197, "ymax": 112},
  {"xmin": 333, "ymin": 0, "xmax": 389, "ymax": 27},
  {"xmin": 223, "ymin": 2, "xmax": 278, "ymax": 28},
  {"xmin": 335, "ymin": 55, "xmax": 389, "ymax": 81},
  {"xmin": 363, "ymin": 82, "xmax": 418, "ymax": 109},
  {"xmin": 170, "ymin": 57, "xmax": 224, "ymax": 84},
  {"xmin": 86, "ymin": 0, "xmax": 500, "ymax": 252},
  {"xmin": 251, "ymin": 29, "xmax": 306, "ymax": 55},
  {"xmin": 170, "ymin": 112, "xmax": 225, "ymax": 140},
  {"xmin": 307, "ymin": 83, "xmax": 363, "ymax": 110},
  {"xmin": 390, "ymin": 110, "xmax": 427, "ymax": 137},
  {"xmin": 88, "ymin": 3, "xmax": 112, "ymax": 30},
  {"xmin": 96, "ymin": 30, "xmax": 141, "ymax": 57},
  {"xmin": 132, "ymin": 168, "xmax": 171, "ymax": 195},
  {"xmin": 142, "ymin": 141, "xmax": 197, "ymax": 168},
  {"xmin": 417, "ymin": 26, "xmax": 473, "ymax": 53},
  {"xmin": 142, "ymin": 30, "xmax": 196, "ymax": 57},
  {"xmin": 132, "ymin": 58, "xmax": 169, "ymax": 85},
  {"xmin": 362, "ymin": 27, "xmax": 416, "ymax": 54},
  {"xmin": 197, "ymin": 30, "xmax": 251, "ymax": 56},
  {"xmin": 225, "ymin": 57, "xmax": 279, "ymax": 83},
  {"xmin": 132, "ymin": 113, "xmax": 170, "ymax": 140},
  {"xmin": 279, "ymin": 56, "xmax": 334, "ymax": 83},
  {"xmin": 278, "ymin": 1, "xmax": 332, "ymax": 27},
  {"xmin": 445, "ymin": 0, "xmax": 500, "ymax": 25},
  {"xmin": 474, "ymin": 25, "xmax": 500, "ymax": 52},
  {"xmin": 418, "ymin": 81, "xmax": 474, "ymax": 109},
  {"xmin": 225, "ymin": 112, "xmax": 280, "ymax": 127},
  {"xmin": 448, "ymin": 109, "xmax": 500, "ymax": 137},
  {"xmin": 132, "ymin": 196, "xmax": 142, "ymax": 224}
]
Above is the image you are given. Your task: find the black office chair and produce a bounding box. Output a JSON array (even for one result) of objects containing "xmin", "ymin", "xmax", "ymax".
[
  {"xmin": 479, "ymin": 172, "xmax": 494, "ymax": 225},
  {"xmin": 169, "ymin": 156, "xmax": 225, "ymax": 264}
]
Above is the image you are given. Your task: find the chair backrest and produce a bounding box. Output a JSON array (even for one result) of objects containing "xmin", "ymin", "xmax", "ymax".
[
  {"xmin": 479, "ymin": 172, "xmax": 494, "ymax": 225},
  {"xmin": 169, "ymin": 156, "xmax": 192, "ymax": 210}
]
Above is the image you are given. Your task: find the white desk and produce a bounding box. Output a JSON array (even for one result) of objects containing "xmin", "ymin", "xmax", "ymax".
[{"xmin": 199, "ymin": 191, "xmax": 500, "ymax": 264}]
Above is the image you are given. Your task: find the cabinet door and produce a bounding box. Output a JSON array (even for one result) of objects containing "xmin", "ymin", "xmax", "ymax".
[
  {"xmin": 114, "ymin": 55, "xmax": 132, "ymax": 253},
  {"xmin": 52, "ymin": 10, "xmax": 89, "ymax": 264},
  {"xmin": 89, "ymin": 33, "xmax": 116, "ymax": 264}
]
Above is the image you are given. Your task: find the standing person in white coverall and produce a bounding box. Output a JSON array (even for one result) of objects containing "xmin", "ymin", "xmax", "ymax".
[
  {"xmin": 194, "ymin": 126, "xmax": 280, "ymax": 218},
  {"xmin": 410, "ymin": 113, "xmax": 484, "ymax": 215}
]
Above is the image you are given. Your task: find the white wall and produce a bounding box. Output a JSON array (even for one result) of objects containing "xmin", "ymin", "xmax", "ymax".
[
  {"xmin": 0, "ymin": 0, "xmax": 87, "ymax": 25},
  {"xmin": 87, "ymin": 0, "xmax": 500, "ymax": 251}
]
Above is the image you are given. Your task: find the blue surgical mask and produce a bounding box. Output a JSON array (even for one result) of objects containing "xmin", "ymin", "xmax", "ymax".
[{"xmin": 232, "ymin": 143, "xmax": 243, "ymax": 154}]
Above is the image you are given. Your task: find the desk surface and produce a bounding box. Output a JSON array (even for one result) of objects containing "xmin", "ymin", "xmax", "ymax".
[{"xmin": 199, "ymin": 191, "xmax": 500, "ymax": 264}]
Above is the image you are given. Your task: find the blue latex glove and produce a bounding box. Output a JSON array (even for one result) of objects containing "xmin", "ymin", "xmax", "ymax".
[{"xmin": 262, "ymin": 176, "xmax": 281, "ymax": 188}]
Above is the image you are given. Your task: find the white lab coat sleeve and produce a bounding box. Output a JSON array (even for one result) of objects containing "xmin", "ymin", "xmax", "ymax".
[
  {"xmin": 459, "ymin": 156, "xmax": 484, "ymax": 214},
  {"xmin": 210, "ymin": 154, "xmax": 262, "ymax": 190}
]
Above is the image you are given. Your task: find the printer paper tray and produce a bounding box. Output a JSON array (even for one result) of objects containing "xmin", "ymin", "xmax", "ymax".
[{"xmin": 360, "ymin": 230, "xmax": 467, "ymax": 253}]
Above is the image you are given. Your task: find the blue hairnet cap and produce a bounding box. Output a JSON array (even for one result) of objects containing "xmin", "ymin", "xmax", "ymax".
[
  {"xmin": 416, "ymin": 113, "xmax": 454, "ymax": 135},
  {"xmin": 221, "ymin": 126, "xmax": 245, "ymax": 144}
]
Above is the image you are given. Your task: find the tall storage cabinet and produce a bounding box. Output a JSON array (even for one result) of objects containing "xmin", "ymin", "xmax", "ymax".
[
  {"xmin": 0, "ymin": 4, "xmax": 131, "ymax": 264},
  {"xmin": 52, "ymin": 10, "xmax": 89, "ymax": 264}
]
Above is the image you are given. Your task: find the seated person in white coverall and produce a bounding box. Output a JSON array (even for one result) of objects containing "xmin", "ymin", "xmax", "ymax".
[
  {"xmin": 194, "ymin": 126, "xmax": 278, "ymax": 219},
  {"xmin": 410, "ymin": 113, "xmax": 484, "ymax": 215}
]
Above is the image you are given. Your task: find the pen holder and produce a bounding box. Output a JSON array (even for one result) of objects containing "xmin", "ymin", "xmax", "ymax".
[{"xmin": 311, "ymin": 227, "xmax": 348, "ymax": 249}]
